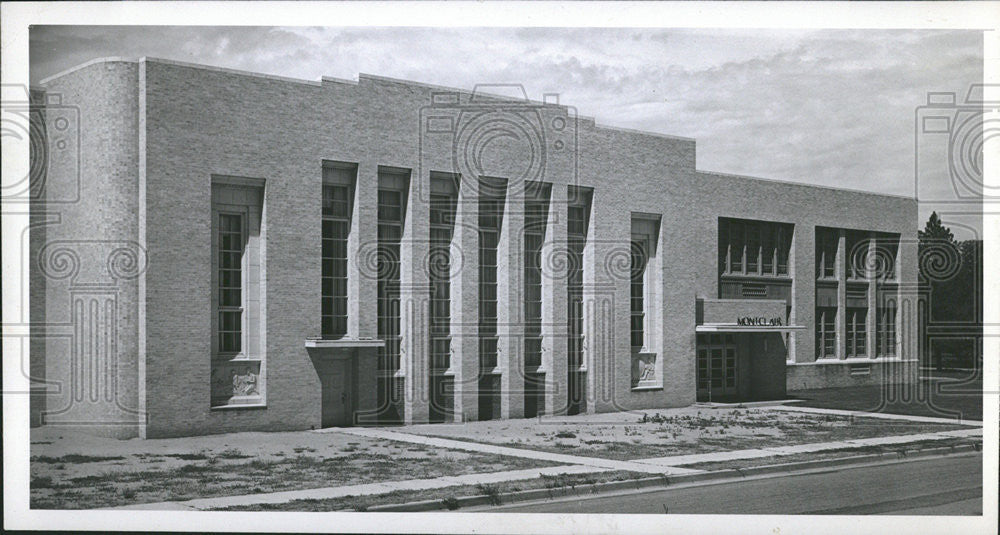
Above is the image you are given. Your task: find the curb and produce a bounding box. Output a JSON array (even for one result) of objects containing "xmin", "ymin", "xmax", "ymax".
[{"xmin": 367, "ymin": 442, "xmax": 982, "ymax": 512}]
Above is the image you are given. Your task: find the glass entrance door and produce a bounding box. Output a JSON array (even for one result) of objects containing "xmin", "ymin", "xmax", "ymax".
[{"xmin": 696, "ymin": 333, "xmax": 738, "ymax": 401}]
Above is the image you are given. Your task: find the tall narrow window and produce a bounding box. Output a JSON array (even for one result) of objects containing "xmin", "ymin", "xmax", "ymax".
[
  {"xmin": 816, "ymin": 228, "xmax": 838, "ymax": 279},
  {"xmin": 761, "ymin": 225, "xmax": 774, "ymax": 275},
  {"xmin": 730, "ymin": 220, "xmax": 744, "ymax": 273},
  {"xmin": 478, "ymin": 192, "xmax": 502, "ymax": 371},
  {"xmin": 523, "ymin": 183, "xmax": 549, "ymax": 370},
  {"xmin": 218, "ymin": 213, "xmax": 244, "ymax": 353},
  {"xmin": 876, "ymin": 303, "xmax": 897, "ymax": 357},
  {"xmin": 566, "ymin": 188, "xmax": 590, "ymax": 415},
  {"xmin": 478, "ymin": 178, "xmax": 505, "ymax": 420},
  {"xmin": 746, "ymin": 223, "xmax": 760, "ymax": 274},
  {"xmin": 322, "ymin": 166, "xmax": 353, "ymax": 338},
  {"xmin": 429, "ymin": 174, "xmax": 457, "ymax": 423},
  {"xmin": 776, "ymin": 226, "xmax": 789, "ymax": 276},
  {"xmin": 567, "ymin": 206, "xmax": 587, "ymax": 370},
  {"xmin": 377, "ymin": 174, "xmax": 406, "ymax": 376},
  {"xmin": 429, "ymin": 180, "xmax": 457, "ymax": 372},
  {"xmin": 523, "ymin": 182, "xmax": 550, "ymax": 418},
  {"xmin": 211, "ymin": 178, "xmax": 264, "ymax": 408},
  {"xmin": 630, "ymin": 237, "xmax": 647, "ymax": 349},
  {"xmin": 846, "ymin": 307, "xmax": 867, "ymax": 357},
  {"xmin": 376, "ymin": 170, "xmax": 407, "ymax": 422},
  {"xmin": 815, "ymin": 307, "xmax": 836, "ymax": 358},
  {"xmin": 845, "ymin": 231, "xmax": 867, "ymax": 280},
  {"xmin": 875, "ymin": 233, "xmax": 900, "ymax": 281}
]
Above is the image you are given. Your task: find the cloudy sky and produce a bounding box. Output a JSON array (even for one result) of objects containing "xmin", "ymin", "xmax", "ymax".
[{"xmin": 30, "ymin": 26, "xmax": 985, "ymax": 236}]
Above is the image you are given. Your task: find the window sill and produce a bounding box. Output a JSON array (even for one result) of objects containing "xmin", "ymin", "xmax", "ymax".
[
  {"xmin": 631, "ymin": 383, "xmax": 663, "ymax": 392},
  {"xmin": 211, "ymin": 402, "xmax": 267, "ymax": 411},
  {"xmin": 721, "ymin": 274, "xmax": 792, "ymax": 282}
]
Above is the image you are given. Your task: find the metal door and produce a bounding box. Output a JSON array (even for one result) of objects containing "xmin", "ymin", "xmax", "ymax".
[{"xmin": 321, "ymin": 359, "xmax": 352, "ymax": 427}]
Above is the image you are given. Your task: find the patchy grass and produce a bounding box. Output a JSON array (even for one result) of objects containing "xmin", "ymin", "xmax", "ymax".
[
  {"xmin": 31, "ymin": 450, "xmax": 559, "ymax": 510},
  {"xmin": 32, "ymin": 454, "xmax": 125, "ymax": 464},
  {"xmin": 211, "ymin": 470, "xmax": 645, "ymax": 512},
  {"xmin": 676, "ymin": 438, "xmax": 982, "ymax": 471},
  {"xmin": 411, "ymin": 407, "xmax": 972, "ymax": 461}
]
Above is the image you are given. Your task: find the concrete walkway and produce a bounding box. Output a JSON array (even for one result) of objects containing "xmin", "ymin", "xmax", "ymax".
[
  {"xmin": 108, "ymin": 464, "xmax": 614, "ymax": 511},
  {"xmin": 325, "ymin": 427, "xmax": 703, "ymax": 475},
  {"xmin": 772, "ymin": 404, "xmax": 983, "ymax": 426},
  {"xmin": 632, "ymin": 427, "xmax": 983, "ymax": 467},
  {"xmin": 110, "ymin": 424, "xmax": 983, "ymax": 511}
]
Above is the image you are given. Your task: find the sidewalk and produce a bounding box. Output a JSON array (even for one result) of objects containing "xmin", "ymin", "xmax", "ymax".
[
  {"xmin": 632, "ymin": 427, "xmax": 982, "ymax": 467},
  {"xmin": 326, "ymin": 427, "xmax": 703, "ymax": 475},
  {"xmin": 771, "ymin": 404, "xmax": 984, "ymax": 426},
  {"xmin": 109, "ymin": 424, "xmax": 982, "ymax": 511}
]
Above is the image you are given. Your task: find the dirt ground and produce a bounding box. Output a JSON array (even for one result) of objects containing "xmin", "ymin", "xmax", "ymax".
[
  {"xmin": 29, "ymin": 427, "xmax": 558, "ymax": 509},
  {"xmin": 29, "ymin": 404, "xmax": 973, "ymax": 509},
  {"xmin": 399, "ymin": 406, "xmax": 972, "ymax": 460}
]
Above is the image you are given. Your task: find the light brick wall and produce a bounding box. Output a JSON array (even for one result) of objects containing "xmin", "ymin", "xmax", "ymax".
[{"xmin": 38, "ymin": 58, "xmax": 919, "ymax": 437}]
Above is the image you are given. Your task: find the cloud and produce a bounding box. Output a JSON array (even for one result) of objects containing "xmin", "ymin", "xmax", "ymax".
[{"xmin": 29, "ymin": 26, "xmax": 983, "ymax": 218}]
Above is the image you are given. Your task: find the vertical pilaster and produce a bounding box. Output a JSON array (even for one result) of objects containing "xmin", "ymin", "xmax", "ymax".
[
  {"xmin": 498, "ymin": 184, "xmax": 524, "ymax": 419},
  {"xmin": 836, "ymin": 229, "xmax": 846, "ymax": 359},
  {"xmin": 451, "ymin": 182, "xmax": 479, "ymax": 422},
  {"xmin": 866, "ymin": 232, "xmax": 878, "ymax": 359},
  {"xmin": 542, "ymin": 187, "xmax": 569, "ymax": 415},
  {"xmin": 351, "ymin": 162, "xmax": 379, "ymax": 339},
  {"xmin": 402, "ymin": 170, "xmax": 430, "ymax": 425}
]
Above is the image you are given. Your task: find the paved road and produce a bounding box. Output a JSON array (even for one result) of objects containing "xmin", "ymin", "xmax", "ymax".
[{"xmin": 479, "ymin": 454, "xmax": 983, "ymax": 515}]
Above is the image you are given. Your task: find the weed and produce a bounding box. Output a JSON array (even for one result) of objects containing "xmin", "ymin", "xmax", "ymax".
[
  {"xmin": 218, "ymin": 448, "xmax": 251, "ymax": 459},
  {"xmin": 248, "ymin": 458, "xmax": 276, "ymax": 470},
  {"xmin": 177, "ymin": 463, "xmax": 213, "ymax": 475},
  {"xmin": 554, "ymin": 431, "xmax": 577, "ymax": 439},
  {"xmin": 31, "ymin": 476, "xmax": 54, "ymax": 489},
  {"xmin": 476, "ymin": 483, "xmax": 503, "ymax": 506},
  {"xmin": 441, "ymin": 496, "xmax": 461, "ymax": 510},
  {"xmin": 33, "ymin": 454, "xmax": 124, "ymax": 464},
  {"xmin": 164, "ymin": 453, "xmax": 209, "ymax": 461}
]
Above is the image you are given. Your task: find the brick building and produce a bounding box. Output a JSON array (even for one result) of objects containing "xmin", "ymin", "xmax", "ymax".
[{"xmin": 30, "ymin": 58, "xmax": 919, "ymax": 438}]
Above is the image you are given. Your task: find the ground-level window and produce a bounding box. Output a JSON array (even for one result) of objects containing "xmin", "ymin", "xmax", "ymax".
[
  {"xmin": 815, "ymin": 307, "xmax": 836, "ymax": 358},
  {"xmin": 846, "ymin": 307, "xmax": 867, "ymax": 357}
]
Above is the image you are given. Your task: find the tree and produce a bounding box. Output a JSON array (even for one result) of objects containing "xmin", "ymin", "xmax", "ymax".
[
  {"xmin": 918, "ymin": 211, "xmax": 955, "ymax": 243},
  {"xmin": 917, "ymin": 212, "xmax": 981, "ymax": 369}
]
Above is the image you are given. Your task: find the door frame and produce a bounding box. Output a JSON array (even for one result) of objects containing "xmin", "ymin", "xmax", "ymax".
[
  {"xmin": 320, "ymin": 353, "xmax": 356, "ymax": 427},
  {"xmin": 696, "ymin": 333, "xmax": 739, "ymax": 402}
]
